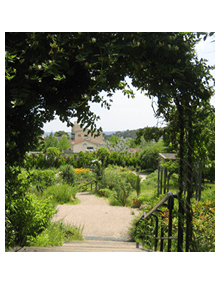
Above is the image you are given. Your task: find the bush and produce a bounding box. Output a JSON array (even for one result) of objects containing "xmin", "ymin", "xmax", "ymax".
[
  {"xmin": 27, "ymin": 220, "xmax": 84, "ymax": 247},
  {"xmin": 31, "ymin": 168, "xmax": 55, "ymax": 186},
  {"xmin": 111, "ymin": 178, "xmax": 133, "ymax": 206},
  {"xmin": 135, "ymin": 175, "xmax": 141, "ymax": 197},
  {"xmin": 139, "ymin": 140, "xmax": 166, "ymax": 171},
  {"xmin": 57, "ymin": 155, "xmax": 66, "ymax": 167},
  {"xmin": 36, "ymin": 152, "xmax": 48, "ymax": 169},
  {"xmin": 43, "ymin": 184, "xmax": 77, "ymax": 204},
  {"xmin": 129, "ymin": 195, "xmax": 215, "ymax": 252},
  {"xmin": 96, "ymin": 147, "xmax": 110, "ymax": 166},
  {"xmin": 5, "ymin": 166, "xmax": 57, "ymax": 250},
  {"xmin": 109, "ymin": 151, "xmax": 118, "ymax": 165},
  {"xmin": 6, "ymin": 180, "xmax": 56, "ymax": 249},
  {"xmin": 204, "ymin": 162, "xmax": 215, "ymax": 182},
  {"xmin": 60, "ymin": 165, "xmax": 76, "ymax": 185}
]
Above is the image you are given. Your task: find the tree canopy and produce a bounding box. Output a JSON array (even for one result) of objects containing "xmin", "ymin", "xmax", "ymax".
[
  {"xmin": 6, "ymin": 32, "xmax": 214, "ymax": 167},
  {"xmin": 5, "ymin": 32, "xmax": 215, "ymax": 251}
]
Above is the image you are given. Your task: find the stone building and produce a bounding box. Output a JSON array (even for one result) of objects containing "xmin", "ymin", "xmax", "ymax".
[{"xmin": 70, "ymin": 122, "xmax": 104, "ymax": 153}]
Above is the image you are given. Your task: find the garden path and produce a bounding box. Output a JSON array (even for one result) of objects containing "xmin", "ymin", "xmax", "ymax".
[
  {"xmin": 52, "ymin": 192, "xmax": 141, "ymax": 240},
  {"xmin": 132, "ymin": 171, "xmax": 150, "ymax": 182}
]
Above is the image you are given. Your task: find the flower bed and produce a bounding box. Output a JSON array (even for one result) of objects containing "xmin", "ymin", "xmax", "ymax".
[{"xmin": 74, "ymin": 168, "xmax": 90, "ymax": 174}]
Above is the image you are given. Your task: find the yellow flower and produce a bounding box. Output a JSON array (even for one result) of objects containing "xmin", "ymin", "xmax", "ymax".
[
  {"xmin": 75, "ymin": 168, "xmax": 90, "ymax": 174},
  {"xmin": 206, "ymin": 201, "xmax": 212, "ymax": 206}
]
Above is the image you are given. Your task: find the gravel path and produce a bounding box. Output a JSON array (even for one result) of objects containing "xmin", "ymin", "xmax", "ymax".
[{"xmin": 52, "ymin": 193, "xmax": 141, "ymax": 239}]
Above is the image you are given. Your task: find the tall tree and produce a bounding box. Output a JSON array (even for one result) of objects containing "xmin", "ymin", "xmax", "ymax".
[{"xmin": 58, "ymin": 134, "xmax": 71, "ymax": 152}]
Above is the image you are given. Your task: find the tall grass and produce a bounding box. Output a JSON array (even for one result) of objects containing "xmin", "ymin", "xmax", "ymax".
[
  {"xmin": 27, "ymin": 220, "xmax": 84, "ymax": 247},
  {"xmin": 43, "ymin": 184, "xmax": 78, "ymax": 205}
]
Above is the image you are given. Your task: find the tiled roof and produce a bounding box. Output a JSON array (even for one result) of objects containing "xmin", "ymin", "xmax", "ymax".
[
  {"xmin": 71, "ymin": 138, "xmax": 99, "ymax": 146},
  {"xmin": 71, "ymin": 138, "xmax": 85, "ymax": 145}
]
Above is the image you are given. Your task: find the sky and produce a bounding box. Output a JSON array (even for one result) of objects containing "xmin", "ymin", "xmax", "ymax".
[{"xmin": 43, "ymin": 35, "xmax": 215, "ymax": 134}]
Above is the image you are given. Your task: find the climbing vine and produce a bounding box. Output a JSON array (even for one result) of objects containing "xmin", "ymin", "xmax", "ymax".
[{"xmin": 6, "ymin": 32, "xmax": 214, "ymax": 250}]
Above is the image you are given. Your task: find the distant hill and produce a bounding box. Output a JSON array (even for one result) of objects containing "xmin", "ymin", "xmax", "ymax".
[
  {"xmin": 43, "ymin": 132, "xmax": 71, "ymax": 137},
  {"xmin": 104, "ymin": 131, "xmax": 115, "ymax": 136},
  {"xmin": 103, "ymin": 129, "xmax": 139, "ymax": 140},
  {"xmin": 43, "ymin": 130, "xmax": 139, "ymax": 140}
]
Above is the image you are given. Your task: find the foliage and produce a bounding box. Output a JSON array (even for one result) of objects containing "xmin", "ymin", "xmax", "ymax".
[
  {"xmin": 96, "ymin": 147, "xmax": 110, "ymax": 165},
  {"xmin": 139, "ymin": 140, "xmax": 166, "ymax": 170},
  {"xmin": 111, "ymin": 178, "xmax": 133, "ymax": 206},
  {"xmin": 43, "ymin": 133, "xmax": 59, "ymax": 152},
  {"xmin": 108, "ymin": 135, "xmax": 120, "ymax": 146},
  {"xmin": 129, "ymin": 192, "xmax": 215, "ymax": 252},
  {"xmin": 204, "ymin": 162, "xmax": 215, "ymax": 182},
  {"xmin": 20, "ymin": 168, "xmax": 56, "ymax": 194},
  {"xmin": 120, "ymin": 171, "xmax": 137, "ymax": 188},
  {"xmin": 60, "ymin": 165, "xmax": 76, "ymax": 185},
  {"xmin": 27, "ymin": 221, "xmax": 84, "ymax": 247},
  {"xmin": 191, "ymin": 200, "xmax": 215, "ymax": 252},
  {"xmin": 102, "ymin": 137, "xmax": 130, "ymax": 154},
  {"xmin": 136, "ymin": 127, "xmax": 163, "ymax": 144},
  {"xmin": 139, "ymin": 136, "xmax": 155, "ymax": 150},
  {"xmin": 5, "ymin": 166, "xmax": 56, "ymax": 249},
  {"xmin": 43, "ymin": 184, "xmax": 78, "ymax": 205},
  {"xmin": 57, "ymin": 155, "xmax": 66, "ymax": 167},
  {"xmin": 109, "ymin": 151, "xmax": 119, "ymax": 165},
  {"xmin": 94, "ymin": 166, "xmax": 138, "ymax": 206},
  {"xmin": 6, "ymin": 32, "xmax": 214, "ymax": 251},
  {"xmin": 33, "ymin": 152, "xmax": 48, "ymax": 169},
  {"xmin": 54, "ymin": 131, "xmax": 70, "ymax": 138},
  {"xmin": 92, "ymin": 160, "xmax": 106, "ymax": 190},
  {"xmin": 6, "ymin": 32, "xmax": 214, "ymax": 168},
  {"xmin": 46, "ymin": 146, "xmax": 60, "ymax": 167},
  {"xmin": 135, "ymin": 175, "xmax": 141, "ymax": 197},
  {"xmin": 46, "ymin": 146, "xmax": 60, "ymax": 157},
  {"xmin": 104, "ymin": 129, "xmax": 138, "ymax": 140},
  {"xmin": 58, "ymin": 134, "xmax": 71, "ymax": 152}
]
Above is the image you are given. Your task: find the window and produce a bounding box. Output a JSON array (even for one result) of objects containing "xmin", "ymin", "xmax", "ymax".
[
  {"xmin": 78, "ymin": 134, "xmax": 81, "ymax": 137},
  {"xmin": 87, "ymin": 147, "xmax": 93, "ymax": 150},
  {"xmin": 84, "ymin": 134, "xmax": 88, "ymax": 137}
]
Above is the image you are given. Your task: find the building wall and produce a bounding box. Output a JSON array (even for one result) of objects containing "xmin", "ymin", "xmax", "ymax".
[
  {"xmin": 71, "ymin": 140, "xmax": 98, "ymax": 153},
  {"xmin": 71, "ymin": 122, "xmax": 104, "ymax": 145}
]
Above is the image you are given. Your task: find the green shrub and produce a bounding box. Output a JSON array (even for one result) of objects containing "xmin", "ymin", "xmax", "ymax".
[
  {"xmin": 36, "ymin": 153, "xmax": 47, "ymax": 169},
  {"xmin": 19, "ymin": 168, "xmax": 56, "ymax": 195},
  {"xmin": 6, "ymin": 166, "xmax": 59, "ymax": 249},
  {"xmin": 60, "ymin": 165, "xmax": 76, "ymax": 185},
  {"xmin": 135, "ymin": 175, "xmax": 141, "ymax": 197},
  {"xmin": 204, "ymin": 162, "xmax": 215, "ymax": 183},
  {"xmin": 5, "ymin": 169, "xmax": 56, "ymax": 249},
  {"xmin": 32, "ymin": 169, "xmax": 55, "ymax": 185},
  {"xmin": 129, "ymin": 194, "xmax": 215, "ymax": 252},
  {"xmin": 111, "ymin": 178, "xmax": 133, "ymax": 206},
  {"xmin": 27, "ymin": 220, "xmax": 84, "ymax": 247},
  {"xmin": 57, "ymin": 155, "xmax": 66, "ymax": 167},
  {"xmin": 109, "ymin": 152, "xmax": 118, "ymax": 165},
  {"xmin": 139, "ymin": 140, "xmax": 166, "ymax": 171},
  {"xmin": 96, "ymin": 147, "xmax": 110, "ymax": 166},
  {"xmin": 92, "ymin": 161, "xmax": 105, "ymax": 183},
  {"xmin": 43, "ymin": 184, "xmax": 77, "ymax": 204}
]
